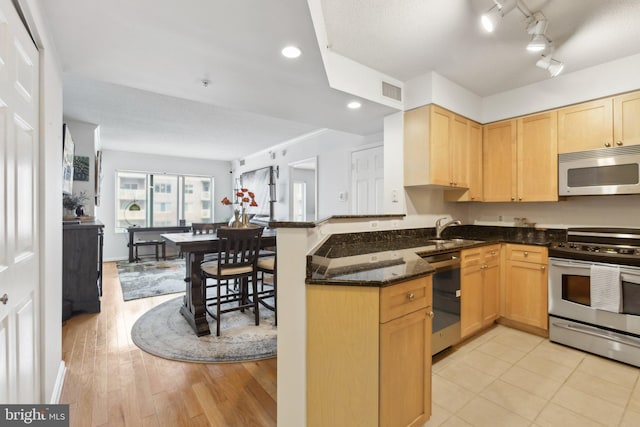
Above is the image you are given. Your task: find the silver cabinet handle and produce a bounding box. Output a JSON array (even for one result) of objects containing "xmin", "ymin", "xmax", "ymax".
[
  {"xmin": 1, "ymin": 294, "xmax": 7, "ymax": 305},
  {"xmin": 616, "ymin": 141, "xmax": 623, "ymax": 146},
  {"xmin": 407, "ymin": 293, "xmax": 415, "ymax": 301},
  {"xmin": 541, "ymin": 265, "xmax": 546, "ymax": 271},
  {"xmin": 427, "ymin": 311, "xmax": 434, "ymax": 318},
  {"xmin": 524, "ymin": 251, "xmax": 529, "ymax": 257},
  {"xmin": 605, "ymin": 142, "xmax": 612, "ymax": 147}
]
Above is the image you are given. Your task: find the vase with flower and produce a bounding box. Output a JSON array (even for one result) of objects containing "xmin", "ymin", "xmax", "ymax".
[{"xmin": 221, "ymin": 187, "xmax": 258, "ymax": 228}]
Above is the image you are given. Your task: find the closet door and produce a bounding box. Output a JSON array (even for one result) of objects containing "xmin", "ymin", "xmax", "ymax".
[{"xmin": 0, "ymin": 0, "xmax": 41, "ymax": 403}]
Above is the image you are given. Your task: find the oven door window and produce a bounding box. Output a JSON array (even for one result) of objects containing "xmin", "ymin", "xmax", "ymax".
[
  {"xmin": 562, "ymin": 274, "xmax": 590, "ymax": 306},
  {"xmin": 562, "ymin": 273, "xmax": 640, "ymax": 315}
]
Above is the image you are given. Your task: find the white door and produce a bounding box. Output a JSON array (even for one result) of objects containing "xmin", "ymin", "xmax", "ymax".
[
  {"xmin": 351, "ymin": 146, "xmax": 384, "ymax": 214},
  {"xmin": 0, "ymin": 0, "xmax": 41, "ymax": 403}
]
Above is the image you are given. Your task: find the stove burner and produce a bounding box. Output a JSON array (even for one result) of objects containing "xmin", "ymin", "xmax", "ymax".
[{"xmin": 550, "ymin": 227, "xmax": 640, "ymax": 266}]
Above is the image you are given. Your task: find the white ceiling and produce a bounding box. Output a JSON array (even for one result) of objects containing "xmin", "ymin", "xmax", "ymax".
[{"xmin": 37, "ymin": 0, "xmax": 640, "ymax": 161}]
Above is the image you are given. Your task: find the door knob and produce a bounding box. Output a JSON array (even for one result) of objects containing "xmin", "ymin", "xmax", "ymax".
[
  {"xmin": 407, "ymin": 293, "xmax": 415, "ymax": 301},
  {"xmin": 524, "ymin": 251, "xmax": 529, "ymax": 257},
  {"xmin": 605, "ymin": 142, "xmax": 611, "ymax": 147},
  {"xmin": 427, "ymin": 311, "xmax": 435, "ymax": 318},
  {"xmin": 1, "ymin": 294, "xmax": 7, "ymax": 305},
  {"xmin": 616, "ymin": 141, "xmax": 623, "ymax": 146}
]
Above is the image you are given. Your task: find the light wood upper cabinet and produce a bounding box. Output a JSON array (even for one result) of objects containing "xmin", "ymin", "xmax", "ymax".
[
  {"xmin": 558, "ymin": 91, "xmax": 640, "ymax": 153},
  {"xmin": 558, "ymin": 99, "xmax": 612, "ymax": 153},
  {"xmin": 484, "ymin": 112, "xmax": 558, "ymax": 202},
  {"xmin": 517, "ymin": 111, "xmax": 558, "ymax": 201},
  {"xmin": 483, "ymin": 119, "xmax": 517, "ymax": 202},
  {"xmin": 307, "ymin": 277, "xmax": 432, "ymax": 427},
  {"xmin": 404, "ymin": 104, "xmax": 474, "ymax": 189},
  {"xmin": 614, "ymin": 91, "xmax": 640, "ymax": 147},
  {"xmin": 445, "ymin": 121, "xmax": 483, "ymax": 202}
]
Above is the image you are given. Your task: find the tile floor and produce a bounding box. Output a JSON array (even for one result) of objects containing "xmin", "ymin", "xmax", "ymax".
[{"xmin": 427, "ymin": 325, "xmax": 640, "ymax": 427}]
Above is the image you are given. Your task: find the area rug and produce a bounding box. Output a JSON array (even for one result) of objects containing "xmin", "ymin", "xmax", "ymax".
[
  {"xmin": 116, "ymin": 258, "xmax": 186, "ymax": 301},
  {"xmin": 131, "ymin": 296, "xmax": 277, "ymax": 363}
]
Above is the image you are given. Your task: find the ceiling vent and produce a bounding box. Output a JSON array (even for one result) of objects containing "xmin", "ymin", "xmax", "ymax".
[{"xmin": 382, "ymin": 81, "xmax": 402, "ymax": 101}]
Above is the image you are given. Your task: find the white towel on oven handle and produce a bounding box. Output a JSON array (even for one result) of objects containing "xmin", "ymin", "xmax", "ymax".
[{"xmin": 590, "ymin": 264, "xmax": 622, "ymax": 313}]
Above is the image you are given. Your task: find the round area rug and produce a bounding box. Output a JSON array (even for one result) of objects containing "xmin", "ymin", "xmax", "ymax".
[{"xmin": 131, "ymin": 296, "xmax": 277, "ymax": 363}]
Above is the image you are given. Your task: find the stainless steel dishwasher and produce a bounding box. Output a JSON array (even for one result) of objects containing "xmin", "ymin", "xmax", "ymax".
[{"xmin": 423, "ymin": 251, "xmax": 461, "ymax": 355}]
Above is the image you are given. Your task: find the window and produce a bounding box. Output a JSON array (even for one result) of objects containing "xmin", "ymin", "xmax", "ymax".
[{"xmin": 115, "ymin": 171, "xmax": 214, "ymax": 232}]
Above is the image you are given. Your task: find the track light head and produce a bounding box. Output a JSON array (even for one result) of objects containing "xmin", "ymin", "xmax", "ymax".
[
  {"xmin": 536, "ymin": 55, "xmax": 564, "ymax": 77},
  {"xmin": 527, "ymin": 34, "xmax": 550, "ymax": 52},
  {"xmin": 481, "ymin": 0, "xmax": 516, "ymax": 33}
]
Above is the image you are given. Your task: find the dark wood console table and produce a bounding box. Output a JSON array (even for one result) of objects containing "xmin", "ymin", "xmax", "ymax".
[
  {"xmin": 63, "ymin": 221, "xmax": 104, "ymax": 321},
  {"xmin": 127, "ymin": 225, "xmax": 191, "ymax": 262}
]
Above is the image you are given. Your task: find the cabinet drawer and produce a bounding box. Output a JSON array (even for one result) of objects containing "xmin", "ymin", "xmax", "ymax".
[
  {"xmin": 507, "ymin": 244, "xmax": 547, "ymax": 264},
  {"xmin": 483, "ymin": 244, "xmax": 501, "ymax": 266},
  {"xmin": 461, "ymin": 247, "xmax": 482, "ymax": 268},
  {"xmin": 380, "ymin": 277, "xmax": 431, "ymax": 323}
]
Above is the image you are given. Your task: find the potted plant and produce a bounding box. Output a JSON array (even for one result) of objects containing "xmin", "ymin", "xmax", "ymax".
[{"xmin": 63, "ymin": 191, "xmax": 89, "ymax": 218}]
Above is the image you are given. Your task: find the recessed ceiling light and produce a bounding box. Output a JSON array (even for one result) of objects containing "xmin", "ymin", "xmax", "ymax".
[
  {"xmin": 281, "ymin": 46, "xmax": 301, "ymax": 59},
  {"xmin": 347, "ymin": 101, "xmax": 362, "ymax": 109}
]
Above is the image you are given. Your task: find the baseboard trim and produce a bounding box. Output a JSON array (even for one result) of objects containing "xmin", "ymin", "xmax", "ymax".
[{"xmin": 49, "ymin": 361, "xmax": 67, "ymax": 404}]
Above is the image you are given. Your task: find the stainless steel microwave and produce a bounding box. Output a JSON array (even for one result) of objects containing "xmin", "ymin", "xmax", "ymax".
[{"xmin": 559, "ymin": 145, "xmax": 640, "ymax": 196}]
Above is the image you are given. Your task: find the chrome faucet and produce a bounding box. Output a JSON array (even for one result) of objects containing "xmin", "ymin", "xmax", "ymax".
[{"xmin": 435, "ymin": 217, "xmax": 462, "ymax": 239}]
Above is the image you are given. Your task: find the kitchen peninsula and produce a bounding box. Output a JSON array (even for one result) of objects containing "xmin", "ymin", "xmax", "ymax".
[{"xmin": 271, "ymin": 215, "xmax": 563, "ymax": 427}]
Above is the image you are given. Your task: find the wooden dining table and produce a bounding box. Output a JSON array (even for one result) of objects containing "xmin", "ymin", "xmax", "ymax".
[{"xmin": 161, "ymin": 228, "xmax": 276, "ymax": 336}]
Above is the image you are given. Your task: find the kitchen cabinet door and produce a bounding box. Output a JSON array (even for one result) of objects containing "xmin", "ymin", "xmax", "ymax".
[
  {"xmin": 460, "ymin": 245, "xmax": 501, "ymax": 339},
  {"xmin": 504, "ymin": 244, "xmax": 548, "ymax": 331},
  {"xmin": 558, "ymin": 98, "xmax": 613, "ymax": 153},
  {"xmin": 460, "ymin": 261, "xmax": 483, "ymax": 339},
  {"xmin": 517, "ymin": 111, "xmax": 558, "ymax": 202},
  {"xmin": 404, "ymin": 104, "xmax": 472, "ymax": 190},
  {"xmin": 450, "ymin": 114, "xmax": 470, "ymax": 188},
  {"xmin": 483, "ymin": 120, "xmax": 516, "ymax": 201},
  {"xmin": 505, "ymin": 260, "xmax": 548, "ymax": 330},
  {"xmin": 482, "ymin": 261, "xmax": 500, "ymax": 326},
  {"xmin": 445, "ymin": 120, "xmax": 482, "ymax": 202},
  {"xmin": 614, "ymin": 91, "xmax": 640, "ymax": 147},
  {"xmin": 380, "ymin": 307, "xmax": 431, "ymax": 427}
]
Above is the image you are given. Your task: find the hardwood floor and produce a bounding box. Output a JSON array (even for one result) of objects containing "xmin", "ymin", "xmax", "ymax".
[{"xmin": 60, "ymin": 261, "xmax": 277, "ymax": 427}]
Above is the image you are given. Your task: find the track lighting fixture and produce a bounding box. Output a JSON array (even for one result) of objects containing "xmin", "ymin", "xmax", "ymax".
[
  {"xmin": 536, "ymin": 55, "xmax": 564, "ymax": 77},
  {"xmin": 480, "ymin": 0, "xmax": 564, "ymax": 76}
]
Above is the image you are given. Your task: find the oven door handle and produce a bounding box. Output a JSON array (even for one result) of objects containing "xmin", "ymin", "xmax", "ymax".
[
  {"xmin": 550, "ymin": 261, "xmax": 640, "ymax": 280},
  {"xmin": 552, "ymin": 320, "xmax": 640, "ymax": 349},
  {"xmin": 550, "ymin": 261, "xmax": 591, "ymax": 269}
]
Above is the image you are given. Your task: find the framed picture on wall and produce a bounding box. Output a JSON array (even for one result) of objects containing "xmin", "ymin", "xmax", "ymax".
[
  {"xmin": 95, "ymin": 150, "xmax": 102, "ymax": 206},
  {"xmin": 62, "ymin": 124, "xmax": 74, "ymax": 195}
]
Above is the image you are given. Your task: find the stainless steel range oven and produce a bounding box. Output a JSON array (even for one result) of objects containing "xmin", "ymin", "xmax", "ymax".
[{"xmin": 549, "ymin": 228, "xmax": 640, "ymax": 367}]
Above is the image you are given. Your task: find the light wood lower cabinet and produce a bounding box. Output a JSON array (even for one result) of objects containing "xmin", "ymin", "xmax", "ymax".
[
  {"xmin": 503, "ymin": 244, "xmax": 549, "ymax": 332},
  {"xmin": 460, "ymin": 244, "xmax": 500, "ymax": 339},
  {"xmin": 307, "ymin": 277, "xmax": 433, "ymax": 427}
]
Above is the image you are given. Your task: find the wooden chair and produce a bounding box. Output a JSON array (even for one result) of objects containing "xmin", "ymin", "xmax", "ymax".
[
  {"xmin": 256, "ymin": 254, "xmax": 277, "ymax": 325},
  {"xmin": 191, "ymin": 222, "xmax": 226, "ymax": 261},
  {"xmin": 200, "ymin": 226, "xmax": 264, "ymax": 336}
]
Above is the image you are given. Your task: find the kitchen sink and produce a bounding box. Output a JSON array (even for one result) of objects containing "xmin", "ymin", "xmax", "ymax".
[{"xmin": 427, "ymin": 238, "xmax": 484, "ymax": 246}]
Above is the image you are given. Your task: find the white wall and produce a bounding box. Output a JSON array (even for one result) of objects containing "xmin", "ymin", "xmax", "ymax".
[
  {"xmin": 64, "ymin": 119, "xmax": 98, "ymax": 216},
  {"xmin": 482, "ymin": 53, "xmax": 640, "ymax": 123},
  {"xmin": 21, "ymin": 0, "xmax": 65, "ymax": 403},
  {"xmin": 233, "ymin": 129, "xmax": 369, "ymax": 220},
  {"xmin": 99, "ymin": 150, "xmax": 232, "ymax": 261}
]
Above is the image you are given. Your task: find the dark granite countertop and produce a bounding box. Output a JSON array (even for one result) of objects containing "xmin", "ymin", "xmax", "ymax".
[{"xmin": 306, "ymin": 225, "xmax": 566, "ymax": 287}]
